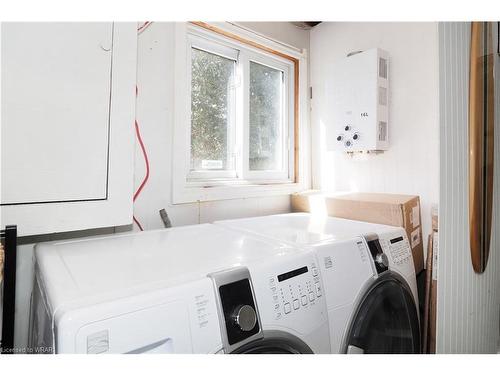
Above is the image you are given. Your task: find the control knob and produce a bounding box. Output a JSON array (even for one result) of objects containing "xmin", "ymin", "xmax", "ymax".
[
  {"xmin": 232, "ymin": 305, "xmax": 257, "ymax": 332},
  {"xmin": 375, "ymin": 253, "xmax": 389, "ymax": 268}
]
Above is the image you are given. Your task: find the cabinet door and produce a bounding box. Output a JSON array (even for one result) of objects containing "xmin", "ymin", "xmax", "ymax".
[
  {"xmin": 1, "ymin": 23, "xmax": 137, "ymax": 236},
  {"xmin": 2, "ymin": 22, "xmax": 113, "ymax": 204}
]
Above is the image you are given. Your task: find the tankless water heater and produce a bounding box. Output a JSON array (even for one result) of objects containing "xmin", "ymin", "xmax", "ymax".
[{"xmin": 327, "ymin": 48, "xmax": 389, "ymax": 152}]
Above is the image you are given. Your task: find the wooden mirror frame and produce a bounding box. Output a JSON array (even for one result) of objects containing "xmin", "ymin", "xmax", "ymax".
[{"xmin": 469, "ymin": 22, "xmax": 495, "ymax": 273}]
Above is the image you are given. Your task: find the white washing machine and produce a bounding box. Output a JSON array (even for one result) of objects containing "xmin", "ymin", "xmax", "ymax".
[
  {"xmin": 29, "ymin": 223, "xmax": 330, "ymax": 354},
  {"xmin": 214, "ymin": 213, "xmax": 421, "ymax": 354}
]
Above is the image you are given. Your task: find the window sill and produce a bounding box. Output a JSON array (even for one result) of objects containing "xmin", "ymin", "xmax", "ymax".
[
  {"xmin": 186, "ymin": 178, "xmax": 294, "ymax": 187},
  {"xmin": 172, "ymin": 181, "xmax": 305, "ymax": 204}
]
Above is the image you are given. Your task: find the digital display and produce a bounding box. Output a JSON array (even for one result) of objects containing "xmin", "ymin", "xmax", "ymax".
[
  {"xmin": 390, "ymin": 236, "xmax": 404, "ymax": 244},
  {"xmin": 277, "ymin": 266, "xmax": 308, "ymax": 282}
]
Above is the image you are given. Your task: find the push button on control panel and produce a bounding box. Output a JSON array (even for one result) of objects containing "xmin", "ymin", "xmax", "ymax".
[
  {"xmin": 284, "ymin": 302, "xmax": 291, "ymax": 314},
  {"xmin": 309, "ymin": 292, "xmax": 315, "ymax": 302},
  {"xmin": 301, "ymin": 295, "xmax": 308, "ymax": 306},
  {"xmin": 293, "ymin": 299, "xmax": 300, "ymax": 310},
  {"xmin": 315, "ymin": 283, "xmax": 322, "ymax": 297}
]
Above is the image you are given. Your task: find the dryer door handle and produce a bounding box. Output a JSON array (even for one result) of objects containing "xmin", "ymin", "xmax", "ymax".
[{"xmin": 347, "ymin": 345, "xmax": 365, "ymax": 354}]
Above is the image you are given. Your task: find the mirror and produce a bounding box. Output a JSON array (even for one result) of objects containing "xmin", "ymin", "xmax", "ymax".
[{"xmin": 469, "ymin": 22, "xmax": 495, "ymax": 273}]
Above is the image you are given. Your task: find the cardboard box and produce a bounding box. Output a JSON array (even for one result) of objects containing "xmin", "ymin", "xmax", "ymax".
[
  {"xmin": 431, "ymin": 203, "xmax": 439, "ymax": 232},
  {"xmin": 292, "ymin": 190, "xmax": 424, "ymax": 274},
  {"xmin": 428, "ymin": 231, "xmax": 438, "ymax": 354},
  {"xmin": 429, "ymin": 279, "xmax": 437, "ymax": 353},
  {"xmin": 422, "ymin": 234, "xmax": 431, "ymax": 352},
  {"xmin": 423, "ymin": 209, "xmax": 439, "ymax": 354}
]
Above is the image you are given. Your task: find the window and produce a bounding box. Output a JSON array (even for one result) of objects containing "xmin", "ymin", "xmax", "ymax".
[
  {"xmin": 187, "ymin": 26, "xmax": 294, "ymax": 182},
  {"xmin": 190, "ymin": 45, "xmax": 237, "ymax": 178},
  {"xmin": 173, "ymin": 23, "xmax": 305, "ymax": 203},
  {"xmin": 249, "ymin": 61, "xmax": 284, "ymax": 172}
]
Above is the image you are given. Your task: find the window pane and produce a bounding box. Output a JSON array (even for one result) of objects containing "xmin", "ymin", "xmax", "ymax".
[
  {"xmin": 191, "ymin": 48, "xmax": 235, "ymax": 171},
  {"xmin": 249, "ymin": 61, "xmax": 284, "ymax": 171}
]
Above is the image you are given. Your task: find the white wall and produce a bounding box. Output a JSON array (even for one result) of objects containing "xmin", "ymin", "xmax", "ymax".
[
  {"xmin": 237, "ymin": 22, "xmax": 310, "ymax": 52},
  {"xmin": 437, "ymin": 22, "xmax": 500, "ymax": 353},
  {"xmin": 11, "ymin": 21, "xmax": 310, "ymax": 350},
  {"xmin": 310, "ymin": 22, "xmax": 440, "ymax": 254},
  {"xmin": 132, "ymin": 22, "xmax": 310, "ymax": 230}
]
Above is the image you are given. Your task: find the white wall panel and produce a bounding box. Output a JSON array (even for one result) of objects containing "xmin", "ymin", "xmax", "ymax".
[{"xmin": 437, "ymin": 22, "xmax": 500, "ymax": 353}]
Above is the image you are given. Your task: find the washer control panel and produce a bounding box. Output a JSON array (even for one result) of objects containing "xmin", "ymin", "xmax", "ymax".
[
  {"xmin": 377, "ymin": 229, "xmax": 416, "ymax": 279},
  {"xmin": 384, "ymin": 235, "xmax": 412, "ymax": 266},
  {"xmin": 268, "ymin": 261, "xmax": 323, "ymax": 321},
  {"xmin": 209, "ymin": 267, "xmax": 264, "ymax": 353}
]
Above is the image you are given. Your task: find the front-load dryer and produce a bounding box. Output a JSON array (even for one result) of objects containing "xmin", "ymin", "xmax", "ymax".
[
  {"xmin": 214, "ymin": 213, "xmax": 421, "ymax": 354},
  {"xmin": 29, "ymin": 223, "xmax": 330, "ymax": 354}
]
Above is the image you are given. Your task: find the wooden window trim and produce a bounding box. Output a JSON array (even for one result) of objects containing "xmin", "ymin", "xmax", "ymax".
[{"xmin": 190, "ymin": 21, "xmax": 300, "ymax": 183}]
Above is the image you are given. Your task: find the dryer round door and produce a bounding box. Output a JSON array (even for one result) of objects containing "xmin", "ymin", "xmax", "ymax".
[
  {"xmin": 343, "ymin": 272, "xmax": 420, "ymax": 354},
  {"xmin": 231, "ymin": 331, "xmax": 313, "ymax": 354}
]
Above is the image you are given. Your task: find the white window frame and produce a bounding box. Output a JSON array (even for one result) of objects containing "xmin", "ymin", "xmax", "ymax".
[
  {"xmin": 242, "ymin": 51, "xmax": 294, "ymax": 182},
  {"xmin": 173, "ymin": 22, "xmax": 309, "ymax": 204}
]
